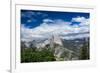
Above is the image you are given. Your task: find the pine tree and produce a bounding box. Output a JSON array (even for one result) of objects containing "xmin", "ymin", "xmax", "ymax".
[{"xmin": 79, "ymin": 38, "xmax": 89, "ymax": 60}]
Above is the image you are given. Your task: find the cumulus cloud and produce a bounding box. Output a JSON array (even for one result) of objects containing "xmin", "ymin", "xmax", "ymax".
[
  {"xmin": 21, "ymin": 17, "xmax": 89, "ymax": 41},
  {"xmin": 72, "ymin": 16, "xmax": 89, "ymax": 26},
  {"xmin": 72, "ymin": 16, "xmax": 86, "ymax": 22},
  {"xmin": 21, "ymin": 25, "xmax": 46, "ymax": 42}
]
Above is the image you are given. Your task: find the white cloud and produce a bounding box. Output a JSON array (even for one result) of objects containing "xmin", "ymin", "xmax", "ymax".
[
  {"xmin": 62, "ymin": 33, "xmax": 89, "ymax": 40},
  {"xmin": 72, "ymin": 16, "xmax": 86, "ymax": 22},
  {"xmin": 21, "ymin": 17, "xmax": 89, "ymax": 41},
  {"xmin": 21, "ymin": 25, "xmax": 45, "ymax": 42},
  {"xmin": 72, "ymin": 16, "xmax": 89, "ymax": 26},
  {"xmin": 43, "ymin": 19, "xmax": 54, "ymax": 23}
]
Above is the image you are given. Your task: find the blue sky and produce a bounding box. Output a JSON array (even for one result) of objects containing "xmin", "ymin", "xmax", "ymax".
[
  {"xmin": 21, "ymin": 10, "xmax": 89, "ymax": 28},
  {"xmin": 21, "ymin": 10, "xmax": 90, "ymax": 41}
]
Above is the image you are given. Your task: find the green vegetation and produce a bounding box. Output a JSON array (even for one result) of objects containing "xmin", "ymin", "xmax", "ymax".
[
  {"xmin": 79, "ymin": 39, "xmax": 90, "ymax": 60},
  {"xmin": 21, "ymin": 48, "xmax": 56, "ymax": 63},
  {"xmin": 21, "ymin": 38, "xmax": 90, "ymax": 62}
]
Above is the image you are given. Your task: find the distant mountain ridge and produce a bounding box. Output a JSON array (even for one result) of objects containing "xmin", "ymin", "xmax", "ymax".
[{"xmin": 21, "ymin": 33, "xmax": 89, "ymax": 61}]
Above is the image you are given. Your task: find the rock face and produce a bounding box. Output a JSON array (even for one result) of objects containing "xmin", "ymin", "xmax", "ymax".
[
  {"xmin": 52, "ymin": 34, "xmax": 63, "ymax": 46},
  {"xmin": 48, "ymin": 34, "xmax": 78, "ymax": 61},
  {"xmin": 49, "ymin": 34, "xmax": 63, "ymax": 48},
  {"xmin": 31, "ymin": 34, "xmax": 63, "ymax": 49}
]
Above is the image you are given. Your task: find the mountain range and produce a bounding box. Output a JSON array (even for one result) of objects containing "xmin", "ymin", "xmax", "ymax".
[{"xmin": 21, "ymin": 33, "xmax": 89, "ymax": 61}]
